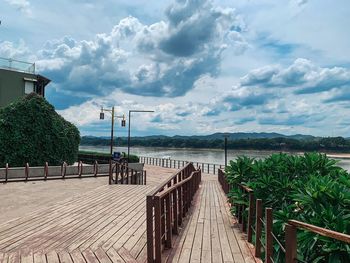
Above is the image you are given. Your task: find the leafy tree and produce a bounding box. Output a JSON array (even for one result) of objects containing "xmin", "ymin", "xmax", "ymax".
[{"xmin": 0, "ymin": 93, "xmax": 80, "ymax": 167}]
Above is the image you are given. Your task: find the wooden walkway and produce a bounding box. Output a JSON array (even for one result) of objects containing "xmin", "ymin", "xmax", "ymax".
[
  {"xmin": 168, "ymin": 175, "xmax": 258, "ymax": 263},
  {"xmin": 0, "ymin": 165, "xmax": 257, "ymax": 263}
]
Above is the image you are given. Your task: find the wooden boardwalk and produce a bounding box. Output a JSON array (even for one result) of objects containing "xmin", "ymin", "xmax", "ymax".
[
  {"xmin": 0, "ymin": 165, "xmax": 257, "ymax": 263},
  {"xmin": 168, "ymin": 175, "xmax": 258, "ymax": 263}
]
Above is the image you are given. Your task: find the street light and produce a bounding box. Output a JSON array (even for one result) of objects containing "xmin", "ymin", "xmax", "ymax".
[
  {"xmin": 224, "ymin": 134, "xmax": 229, "ymax": 168},
  {"xmin": 100, "ymin": 106, "xmax": 126, "ymax": 156},
  {"xmin": 127, "ymin": 110, "xmax": 155, "ymax": 162}
]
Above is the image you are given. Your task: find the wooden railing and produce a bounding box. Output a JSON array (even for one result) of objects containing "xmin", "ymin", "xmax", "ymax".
[
  {"xmin": 218, "ymin": 168, "xmax": 350, "ymax": 263},
  {"xmin": 0, "ymin": 161, "xmax": 110, "ymax": 183},
  {"xmin": 140, "ymin": 156, "xmax": 223, "ymax": 174},
  {"xmin": 109, "ymin": 161, "xmax": 146, "ymax": 185},
  {"xmin": 146, "ymin": 163, "xmax": 201, "ymax": 263}
]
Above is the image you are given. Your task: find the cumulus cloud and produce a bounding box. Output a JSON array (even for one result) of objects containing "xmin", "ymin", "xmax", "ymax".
[
  {"xmin": 239, "ymin": 58, "xmax": 350, "ymax": 94},
  {"xmin": 0, "ymin": 40, "xmax": 31, "ymax": 59},
  {"xmin": 5, "ymin": 0, "xmax": 32, "ymax": 16},
  {"xmin": 34, "ymin": 0, "xmax": 246, "ymax": 100}
]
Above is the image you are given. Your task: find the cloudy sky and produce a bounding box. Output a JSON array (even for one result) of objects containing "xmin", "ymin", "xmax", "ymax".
[{"xmin": 1, "ymin": 0, "xmax": 350, "ymax": 137}]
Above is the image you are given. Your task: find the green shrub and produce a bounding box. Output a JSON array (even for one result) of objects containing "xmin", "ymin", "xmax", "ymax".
[
  {"xmin": 0, "ymin": 93, "xmax": 80, "ymax": 167},
  {"xmin": 121, "ymin": 152, "xmax": 139, "ymax": 163},
  {"xmin": 226, "ymin": 153, "xmax": 350, "ymax": 262}
]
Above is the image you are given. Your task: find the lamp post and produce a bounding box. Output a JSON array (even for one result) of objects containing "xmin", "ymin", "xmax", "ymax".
[
  {"xmin": 224, "ymin": 134, "xmax": 229, "ymax": 168},
  {"xmin": 127, "ymin": 110, "xmax": 155, "ymax": 162},
  {"xmin": 100, "ymin": 107, "xmax": 126, "ymax": 156}
]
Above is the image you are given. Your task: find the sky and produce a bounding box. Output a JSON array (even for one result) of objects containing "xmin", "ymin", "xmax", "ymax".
[{"xmin": 1, "ymin": 0, "xmax": 350, "ymax": 137}]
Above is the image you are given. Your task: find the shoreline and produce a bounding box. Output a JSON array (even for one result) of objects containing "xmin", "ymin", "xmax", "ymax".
[{"xmin": 79, "ymin": 144, "xmax": 350, "ymax": 159}]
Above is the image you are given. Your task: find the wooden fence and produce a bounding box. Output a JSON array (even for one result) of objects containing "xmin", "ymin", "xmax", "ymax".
[
  {"xmin": 109, "ymin": 161, "xmax": 146, "ymax": 185},
  {"xmin": 218, "ymin": 169, "xmax": 350, "ymax": 263},
  {"xmin": 146, "ymin": 163, "xmax": 201, "ymax": 263},
  {"xmin": 139, "ymin": 156, "xmax": 223, "ymax": 174},
  {"xmin": 0, "ymin": 161, "xmax": 110, "ymax": 183}
]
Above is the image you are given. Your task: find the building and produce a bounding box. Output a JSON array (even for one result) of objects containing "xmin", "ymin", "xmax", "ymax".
[{"xmin": 0, "ymin": 57, "xmax": 51, "ymax": 108}]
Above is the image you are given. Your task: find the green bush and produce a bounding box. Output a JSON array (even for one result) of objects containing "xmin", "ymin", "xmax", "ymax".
[
  {"xmin": 0, "ymin": 93, "xmax": 80, "ymax": 167},
  {"xmin": 225, "ymin": 153, "xmax": 350, "ymax": 263},
  {"xmin": 121, "ymin": 152, "xmax": 139, "ymax": 163}
]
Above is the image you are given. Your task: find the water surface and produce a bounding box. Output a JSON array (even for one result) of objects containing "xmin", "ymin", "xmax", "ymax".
[{"xmin": 80, "ymin": 145, "xmax": 350, "ymax": 171}]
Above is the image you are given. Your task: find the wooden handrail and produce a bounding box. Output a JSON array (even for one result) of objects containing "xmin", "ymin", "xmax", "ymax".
[
  {"xmin": 156, "ymin": 171, "xmax": 196, "ymax": 199},
  {"xmin": 146, "ymin": 163, "xmax": 201, "ymax": 263},
  {"xmin": 147, "ymin": 162, "xmax": 193, "ymax": 196},
  {"xmin": 288, "ymin": 220, "xmax": 350, "ymax": 244}
]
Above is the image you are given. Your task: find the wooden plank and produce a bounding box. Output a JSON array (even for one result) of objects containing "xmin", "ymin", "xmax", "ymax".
[
  {"xmin": 81, "ymin": 249, "xmax": 99, "ymax": 263},
  {"xmin": 0, "ymin": 188, "xmax": 114, "ymax": 252},
  {"xmin": 68, "ymin": 186, "xmax": 148, "ymax": 251},
  {"xmin": 105, "ymin": 247, "xmax": 125, "ymax": 263},
  {"xmin": 58, "ymin": 251, "xmax": 73, "ymax": 263},
  {"xmin": 69, "ymin": 250, "xmax": 86, "ymax": 263},
  {"xmin": 117, "ymin": 247, "xmax": 137, "ymax": 263},
  {"xmin": 201, "ymin": 180, "xmax": 212, "ymax": 263},
  {"xmin": 45, "ymin": 251, "xmax": 59, "ymax": 263},
  {"xmin": 94, "ymin": 248, "xmax": 112, "ymax": 263},
  {"xmin": 33, "ymin": 252, "xmax": 46, "ymax": 263},
  {"xmin": 209, "ymin": 181, "xmax": 223, "ymax": 263},
  {"xmin": 7, "ymin": 252, "xmax": 20, "ymax": 263},
  {"xmin": 20, "ymin": 251, "xmax": 34, "ymax": 263},
  {"xmin": 214, "ymin": 179, "xmax": 258, "ymax": 263},
  {"xmin": 0, "ymin": 253, "xmax": 8, "ymax": 263}
]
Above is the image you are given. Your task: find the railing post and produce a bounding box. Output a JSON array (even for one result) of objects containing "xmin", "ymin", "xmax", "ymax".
[
  {"xmin": 146, "ymin": 196, "xmax": 154, "ymax": 263},
  {"xmin": 44, "ymin": 162, "xmax": 48, "ymax": 180},
  {"xmin": 255, "ymin": 199, "xmax": 262, "ymax": 258},
  {"xmin": 178, "ymin": 183, "xmax": 183, "ymax": 225},
  {"xmin": 265, "ymin": 208, "xmax": 273, "ymax": 263},
  {"xmin": 25, "ymin": 163, "xmax": 29, "ymax": 181},
  {"xmin": 94, "ymin": 161, "xmax": 98, "ymax": 177},
  {"xmin": 78, "ymin": 161, "xmax": 83, "ymax": 178},
  {"xmin": 285, "ymin": 224, "xmax": 297, "ymax": 263},
  {"xmin": 154, "ymin": 196, "xmax": 162, "ymax": 263},
  {"xmin": 247, "ymin": 191, "xmax": 254, "ymax": 242},
  {"xmin": 165, "ymin": 194, "xmax": 172, "ymax": 248},
  {"xmin": 173, "ymin": 177, "xmax": 179, "ymax": 234},
  {"xmin": 109, "ymin": 160, "xmax": 112, "ymax": 185},
  {"xmin": 5, "ymin": 163, "xmax": 8, "ymax": 183}
]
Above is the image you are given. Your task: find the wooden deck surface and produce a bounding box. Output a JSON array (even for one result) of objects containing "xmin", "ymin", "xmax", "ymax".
[
  {"xmin": 0, "ymin": 165, "xmax": 257, "ymax": 263},
  {"xmin": 168, "ymin": 175, "xmax": 258, "ymax": 263}
]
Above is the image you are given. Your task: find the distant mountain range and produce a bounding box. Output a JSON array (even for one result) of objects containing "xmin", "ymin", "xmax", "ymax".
[{"xmin": 83, "ymin": 132, "xmax": 316, "ymax": 141}]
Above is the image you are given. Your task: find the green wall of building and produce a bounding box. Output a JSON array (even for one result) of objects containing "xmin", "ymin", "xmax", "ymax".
[{"xmin": 0, "ymin": 69, "xmax": 38, "ymax": 108}]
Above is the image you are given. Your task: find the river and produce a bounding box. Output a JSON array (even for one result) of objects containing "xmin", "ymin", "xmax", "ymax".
[{"xmin": 79, "ymin": 145, "xmax": 350, "ymax": 171}]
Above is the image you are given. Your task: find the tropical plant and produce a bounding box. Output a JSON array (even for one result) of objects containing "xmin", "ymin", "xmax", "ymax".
[{"xmin": 225, "ymin": 153, "xmax": 350, "ymax": 263}]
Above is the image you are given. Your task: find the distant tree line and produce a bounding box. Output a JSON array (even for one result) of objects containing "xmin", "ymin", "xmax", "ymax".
[{"xmin": 80, "ymin": 136, "xmax": 350, "ymax": 152}]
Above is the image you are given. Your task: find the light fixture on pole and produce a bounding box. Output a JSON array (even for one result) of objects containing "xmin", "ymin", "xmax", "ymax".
[
  {"xmin": 99, "ymin": 107, "xmax": 126, "ymax": 156},
  {"xmin": 224, "ymin": 134, "xmax": 229, "ymax": 168},
  {"xmin": 127, "ymin": 110, "xmax": 155, "ymax": 162}
]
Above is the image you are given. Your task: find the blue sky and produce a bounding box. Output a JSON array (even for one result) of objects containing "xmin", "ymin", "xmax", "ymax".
[{"xmin": 1, "ymin": 0, "xmax": 350, "ymax": 137}]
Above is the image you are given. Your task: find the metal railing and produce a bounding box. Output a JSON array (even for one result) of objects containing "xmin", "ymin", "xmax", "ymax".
[
  {"xmin": 109, "ymin": 161, "xmax": 146, "ymax": 185},
  {"xmin": 140, "ymin": 156, "xmax": 223, "ymax": 174},
  {"xmin": 0, "ymin": 57, "xmax": 35, "ymax": 74},
  {"xmin": 146, "ymin": 163, "xmax": 201, "ymax": 263},
  {"xmin": 218, "ymin": 168, "xmax": 350, "ymax": 263}
]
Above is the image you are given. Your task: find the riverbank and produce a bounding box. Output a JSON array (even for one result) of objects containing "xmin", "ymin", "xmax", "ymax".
[{"xmin": 79, "ymin": 144, "xmax": 350, "ymax": 159}]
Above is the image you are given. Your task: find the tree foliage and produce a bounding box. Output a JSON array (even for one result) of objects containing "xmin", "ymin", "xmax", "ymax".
[
  {"xmin": 225, "ymin": 153, "xmax": 350, "ymax": 262},
  {"xmin": 81, "ymin": 136, "xmax": 350, "ymax": 153},
  {"xmin": 0, "ymin": 93, "xmax": 80, "ymax": 167}
]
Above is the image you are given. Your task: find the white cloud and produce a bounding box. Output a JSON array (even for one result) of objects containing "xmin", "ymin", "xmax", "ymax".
[{"xmin": 5, "ymin": 0, "xmax": 32, "ymax": 16}]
